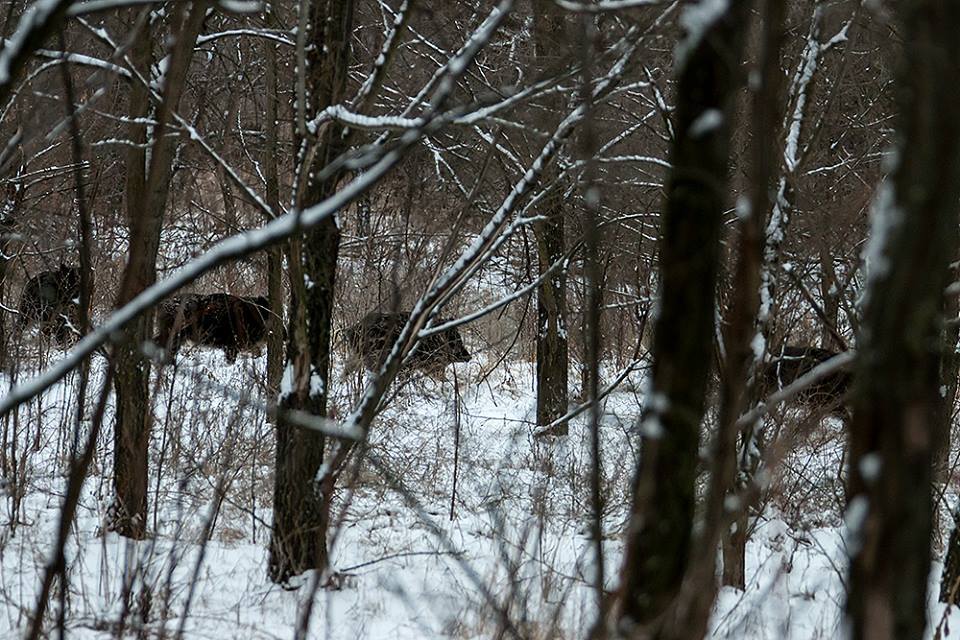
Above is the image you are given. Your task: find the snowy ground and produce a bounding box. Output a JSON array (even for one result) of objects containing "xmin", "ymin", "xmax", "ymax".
[{"xmin": 1, "ymin": 342, "xmax": 959, "ymax": 638}]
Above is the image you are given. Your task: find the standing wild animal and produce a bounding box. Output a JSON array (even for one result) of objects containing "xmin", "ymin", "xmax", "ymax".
[
  {"xmin": 761, "ymin": 345, "xmax": 852, "ymax": 412},
  {"xmin": 154, "ymin": 293, "xmax": 270, "ymax": 363},
  {"xmin": 344, "ymin": 311, "xmax": 471, "ymax": 374},
  {"xmin": 17, "ymin": 263, "xmax": 81, "ymax": 344}
]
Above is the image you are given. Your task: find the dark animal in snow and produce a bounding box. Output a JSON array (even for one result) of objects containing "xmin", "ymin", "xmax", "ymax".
[
  {"xmin": 344, "ymin": 311, "xmax": 471, "ymax": 374},
  {"xmin": 154, "ymin": 293, "xmax": 270, "ymax": 363},
  {"xmin": 17, "ymin": 263, "xmax": 81, "ymax": 344},
  {"xmin": 760, "ymin": 345, "xmax": 852, "ymax": 411}
]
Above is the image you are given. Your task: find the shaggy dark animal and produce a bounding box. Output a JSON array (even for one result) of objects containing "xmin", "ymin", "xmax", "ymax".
[
  {"xmin": 17, "ymin": 263, "xmax": 80, "ymax": 344},
  {"xmin": 761, "ymin": 345, "xmax": 852, "ymax": 411},
  {"xmin": 154, "ymin": 293, "xmax": 270, "ymax": 363},
  {"xmin": 344, "ymin": 311, "xmax": 471, "ymax": 373},
  {"xmin": 154, "ymin": 293, "xmax": 205, "ymax": 355}
]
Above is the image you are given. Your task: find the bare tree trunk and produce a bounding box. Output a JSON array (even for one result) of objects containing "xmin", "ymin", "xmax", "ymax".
[
  {"xmin": 847, "ymin": 1, "xmax": 960, "ymax": 637},
  {"xmin": 613, "ymin": 3, "xmax": 748, "ymax": 636},
  {"xmin": 532, "ymin": 0, "xmax": 569, "ymax": 435},
  {"xmin": 111, "ymin": 3, "xmax": 207, "ymax": 538},
  {"xmin": 819, "ymin": 247, "xmax": 842, "ymax": 350},
  {"xmin": 262, "ymin": 21, "xmax": 285, "ymax": 402},
  {"xmin": 110, "ymin": 18, "xmax": 152, "ymax": 539},
  {"xmin": 269, "ymin": 0, "xmax": 354, "ymax": 585},
  {"xmin": 714, "ymin": 0, "xmax": 786, "ymax": 595},
  {"xmin": 662, "ymin": 3, "xmax": 786, "ymax": 631},
  {"xmin": 722, "ymin": 3, "xmax": 839, "ymax": 592}
]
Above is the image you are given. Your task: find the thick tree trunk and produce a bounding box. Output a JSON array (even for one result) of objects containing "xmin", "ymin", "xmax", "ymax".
[
  {"xmin": 269, "ymin": 0, "xmax": 354, "ymax": 585},
  {"xmin": 847, "ymin": 1, "xmax": 960, "ymax": 637},
  {"xmin": 532, "ymin": 0, "xmax": 569, "ymax": 435},
  {"xmin": 111, "ymin": 3, "xmax": 207, "ymax": 538},
  {"xmin": 613, "ymin": 3, "xmax": 748, "ymax": 636},
  {"xmin": 534, "ymin": 188, "xmax": 568, "ymax": 432}
]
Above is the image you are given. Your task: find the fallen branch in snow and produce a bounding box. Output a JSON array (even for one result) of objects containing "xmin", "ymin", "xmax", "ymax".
[{"xmin": 337, "ymin": 549, "xmax": 465, "ymax": 574}]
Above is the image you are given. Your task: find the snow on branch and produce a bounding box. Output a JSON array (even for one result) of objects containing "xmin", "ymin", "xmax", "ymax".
[
  {"xmin": 0, "ymin": 0, "xmax": 76, "ymax": 102},
  {"xmin": 66, "ymin": 0, "xmax": 159, "ymax": 16},
  {"xmin": 556, "ymin": 0, "xmax": 666, "ymax": 12},
  {"xmin": 0, "ymin": 0, "xmax": 517, "ymax": 420},
  {"xmin": 675, "ymin": 0, "xmax": 729, "ymax": 70},
  {"xmin": 335, "ymin": 21, "xmax": 647, "ymax": 444},
  {"xmin": 352, "ymin": 0, "xmax": 412, "ymax": 110},
  {"xmin": 196, "ymin": 29, "xmax": 295, "ymax": 47},
  {"xmin": 737, "ymin": 350, "xmax": 855, "ymax": 428},
  {"xmin": 0, "ymin": 40, "xmax": 131, "ymax": 78},
  {"xmin": 421, "ymin": 240, "xmax": 580, "ymax": 338},
  {"xmin": 0, "ymin": 136, "xmax": 413, "ymax": 418},
  {"xmin": 312, "ymin": 105, "xmax": 426, "ymax": 133}
]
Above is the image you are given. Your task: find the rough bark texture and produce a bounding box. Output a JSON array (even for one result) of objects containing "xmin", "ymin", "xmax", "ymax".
[
  {"xmin": 716, "ymin": 0, "xmax": 786, "ymax": 594},
  {"xmin": 614, "ymin": 3, "xmax": 748, "ymax": 636},
  {"xmin": 109, "ymin": 21, "xmax": 153, "ymax": 539},
  {"xmin": 532, "ymin": 0, "xmax": 569, "ymax": 434},
  {"xmin": 111, "ymin": 4, "xmax": 207, "ymax": 539},
  {"xmin": 847, "ymin": 1, "xmax": 960, "ymax": 637},
  {"xmin": 268, "ymin": 0, "xmax": 354, "ymax": 585}
]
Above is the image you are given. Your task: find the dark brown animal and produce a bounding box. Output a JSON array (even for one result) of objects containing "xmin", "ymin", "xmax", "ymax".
[
  {"xmin": 17, "ymin": 263, "xmax": 80, "ymax": 344},
  {"xmin": 154, "ymin": 293, "xmax": 205, "ymax": 355},
  {"xmin": 761, "ymin": 345, "xmax": 852, "ymax": 411},
  {"xmin": 344, "ymin": 311, "xmax": 471, "ymax": 374},
  {"xmin": 154, "ymin": 293, "xmax": 270, "ymax": 363}
]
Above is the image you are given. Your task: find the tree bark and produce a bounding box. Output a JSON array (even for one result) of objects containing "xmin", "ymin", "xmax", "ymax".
[
  {"xmin": 262, "ymin": 18, "xmax": 285, "ymax": 403},
  {"xmin": 532, "ymin": 0, "xmax": 569, "ymax": 435},
  {"xmin": 111, "ymin": 3, "xmax": 207, "ymax": 538},
  {"xmin": 715, "ymin": 0, "xmax": 786, "ymax": 594},
  {"xmin": 847, "ymin": 1, "xmax": 960, "ymax": 637},
  {"xmin": 613, "ymin": 3, "xmax": 748, "ymax": 636},
  {"xmin": 269, "ymin": 0, "xmax": 354, "ymax": 585},
  {"xmin": 819, "ymin": 247, "xmax": 843, "ymax": 351}
]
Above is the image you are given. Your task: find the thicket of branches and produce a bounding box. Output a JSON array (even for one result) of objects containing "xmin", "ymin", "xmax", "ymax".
[{"xmin": 1, "ymin": 0, "xmax": 958, "ymax": 637}]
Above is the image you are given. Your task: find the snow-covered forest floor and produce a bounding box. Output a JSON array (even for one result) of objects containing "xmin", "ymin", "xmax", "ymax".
[{"xmin": 1, "ymin": 343, "xmax": 958, "ymax": 639}]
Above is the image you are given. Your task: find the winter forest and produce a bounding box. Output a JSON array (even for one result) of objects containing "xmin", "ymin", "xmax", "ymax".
[{"xmin": 1, "ymin": 0, "xmax": 960, "ymax": 637}]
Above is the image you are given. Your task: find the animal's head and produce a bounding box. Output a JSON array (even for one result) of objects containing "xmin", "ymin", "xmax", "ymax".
[
  {"xmin": 57, "ymin": 263, "xmax": 81, "ymax": 291},
  {"xmin": 443, "ymin": 328, "xmax": 471, "ymax": 363}
]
